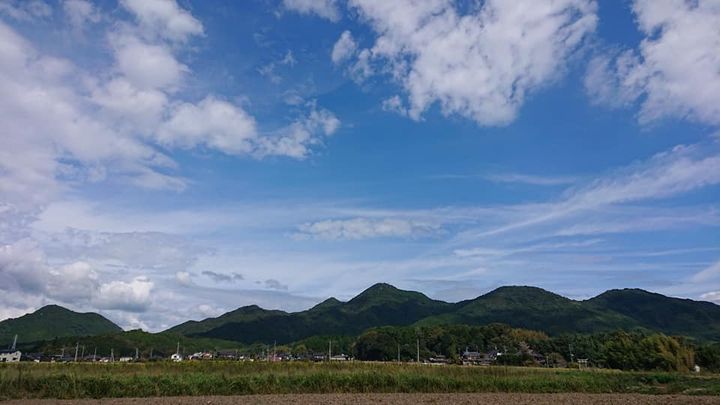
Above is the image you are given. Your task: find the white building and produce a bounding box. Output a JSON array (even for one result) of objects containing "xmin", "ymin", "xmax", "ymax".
[{"xmin": 0, "ymin": 350, "xmax": 21, "ymax": 363}]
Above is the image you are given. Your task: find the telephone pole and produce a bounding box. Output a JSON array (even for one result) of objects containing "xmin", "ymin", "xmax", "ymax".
[
  {"xmin": 328, "ymin": 340, "xmax": 332, "ymax": 361},
  {"xmin": 416, "ymin": 338, "xmax": 420, "ymax": 363},
  {"xmin": 74, "ymin": 342, "xmax": 79, "ymax": 362}
]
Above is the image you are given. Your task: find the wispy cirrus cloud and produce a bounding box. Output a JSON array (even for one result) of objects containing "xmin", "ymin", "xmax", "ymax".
[{"xmin": 295, "ymin": 217, "xmax": 441, "ymax": 240}]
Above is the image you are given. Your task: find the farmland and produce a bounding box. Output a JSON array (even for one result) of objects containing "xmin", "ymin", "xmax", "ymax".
[{"xmin": 1, "ymin": 361, "xmax": 720, "ymax": 400}]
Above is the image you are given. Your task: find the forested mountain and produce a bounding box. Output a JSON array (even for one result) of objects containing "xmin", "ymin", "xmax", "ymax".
[
  {"xmin": 164, "ymin": 283, "xmax": 720, "ymax": 343},
  {"xmin": 0, "ymin": 305, "xmax": 122, "ymax": 344}
]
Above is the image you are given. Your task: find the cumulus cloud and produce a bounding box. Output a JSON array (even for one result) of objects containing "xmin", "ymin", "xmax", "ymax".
[
  {"xmin": 296, "ymin": 218, "xmax": 440, "ymax": 240},
  {"xmin": 94, "ymin": 276, "xmax": 154, "ymax": 312},
  {"xmin": 343, "ymin": 0, "xmax": 597, "ymax": 125},
  {"xmin": 0, "ymin": 239, "xmax": 156, "ymax": 312},
  {"xmin": 331, "ymin": 30, "xmax": 357, "ymax": 64},
  {"xmin": 0, "ymin": 20, "xmax": 173, "ymax": 207},
  {"xmin": 121, "ymin": 0, "xmax": 203, "ymax": 43},
  {"xmin": 111, "ymin": 34, "xmax": 189, "ymax": 91},
  {"xmin": 282, "ymin": 0, "xmax": 340, "ymax": 22},
  {"xmin": 0, "ymin": 0, "xmax": 341, "ymax": 211},
  {"xmin": 159, "ymin": 98, "xmax": 339, "ymax": 159},
  {"xmin": 586, "ymin": 0, "xmax": 720, "ymax": 126},
  {"xmin": 157, "ymin": 96, "xmax": 258, "ymax": 153},
  {"xmin": 175, "ymin": 271, "xmax": 192, "ymax": 286}
]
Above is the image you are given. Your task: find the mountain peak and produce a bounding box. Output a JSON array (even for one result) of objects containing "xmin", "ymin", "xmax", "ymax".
[
  {"xmin": 312, "ymin": 297, "xmax": 342, "ymax": 310},
  {"xmin": 0, "ymin": 305, "xmax": 121, "ymax": 344},
  {"xmin": 483, "ymin": 285, "xmax": 569, "ymax": 302},
  {"xmin": 362, "ymin": 282, "xmax": 401, "ymax": 294}
]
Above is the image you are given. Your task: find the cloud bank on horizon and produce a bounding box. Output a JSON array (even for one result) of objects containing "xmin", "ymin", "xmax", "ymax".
[{"xmin": 0, "ymin": 0, "xmax": 718, "ymax": 331}]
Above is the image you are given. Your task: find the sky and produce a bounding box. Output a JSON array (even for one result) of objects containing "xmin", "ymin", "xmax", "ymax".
[{"xmin": 0, "ymin": 0, "xmax": 719, "ymax": 331}]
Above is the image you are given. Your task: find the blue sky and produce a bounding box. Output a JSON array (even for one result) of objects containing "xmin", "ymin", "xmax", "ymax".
[{"xmin": 0, "ymin": 0, "xmax": 719, "ymax": 330}]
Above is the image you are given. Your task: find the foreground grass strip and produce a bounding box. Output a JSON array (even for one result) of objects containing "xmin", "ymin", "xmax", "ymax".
[{"xmin": 1, "ymin": 362, "xmax": 720, "ymax": 400}]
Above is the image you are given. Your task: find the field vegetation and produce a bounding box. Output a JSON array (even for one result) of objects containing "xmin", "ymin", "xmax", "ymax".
[{"xmin": 1, "ymin": 361, "xmax": 720, "ymax": 400}]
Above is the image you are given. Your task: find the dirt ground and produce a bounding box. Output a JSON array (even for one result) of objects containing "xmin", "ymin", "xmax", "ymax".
[{"xmin": 4, "ymin": 393, "xmax": 720, "ymax": 405}]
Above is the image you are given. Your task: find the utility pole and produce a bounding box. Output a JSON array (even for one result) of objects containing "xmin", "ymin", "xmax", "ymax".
[
  {"xmin": 110, "ymin": 348, "xmax": 114, "ymax": 362},
  {"xmin": 328, "ymin": 340, "xmax": 332, "ymax": 361},
  {"xmin": 416, "ymin": 338, "xmax": 420, "ymax": 363},
  {"xmin": 150, "ymin": 348, "xmax": 153, "ymax": 360},
  {"xmin": 81, "ymin": 345, "xmax": 85, "ymax": 361},
  {"xmin": 135, "ymin": 347, "xmax": 139, "ymax": 361},
  {"xmin": 74, "ymin": 342, "xmax": 79, "ymax": 362},
  {"xmin": 11, "ymin": 335, "xmax": 17, "ymax": 351},
  {"xmin": 93, "ymin": 347, "xmax": 97, "ymax": 362}
]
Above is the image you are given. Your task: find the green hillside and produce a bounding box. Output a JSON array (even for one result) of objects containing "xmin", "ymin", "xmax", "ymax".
[
  {"xmin": 165, "ymin": 284, "xmax": 720, "ymax": 344},
  {"xmin": 167, "ymin": 305, "xmax": 288, "ymax": 336},
  {"xmin": 174, "ymin": 283, "xmax": 453, "ymax": 344},
  {"xmin": 587, "ymin": 288, "xmax": 720, "ymax": 340},
  {"xmin": 0, "ymin": 305, "xmax": 122, "ymax": 345},
  {"xmin": 418, "ymin": 286, "xmax": 640, "ymax": 334}
]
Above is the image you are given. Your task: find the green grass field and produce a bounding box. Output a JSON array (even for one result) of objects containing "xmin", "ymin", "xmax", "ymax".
[{"xmin": 1, "ymin": 362, "xmax": 719, "ymax": 400}]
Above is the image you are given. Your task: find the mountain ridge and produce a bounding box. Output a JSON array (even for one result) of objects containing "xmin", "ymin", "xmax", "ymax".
[
  {"xmin": 165, "ymin": 283, "xmax": 720, "ymax": 343},
  {"xmin": 0, "ymin": 305, "xmax": 122, "ymax": 344}
]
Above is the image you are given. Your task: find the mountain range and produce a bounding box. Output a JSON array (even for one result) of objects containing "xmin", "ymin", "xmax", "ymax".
[
  {"xmin": 3, "ymin": 284, "xmax": 720, "ymax": 347},
  {"xmin": 167, "ymin": 283, "xmax": 720, "ymax": 343}
]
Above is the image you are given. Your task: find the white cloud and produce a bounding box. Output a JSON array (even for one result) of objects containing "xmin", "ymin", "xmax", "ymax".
[
  {"xmin": 331, "ymin": 30, "xmax": 357, "ymax": 64},
  {"xmin": 94, "ymin": 276, "xmax": 154, "ymax": 312},
  {"xmin": 483, "ymin": 173, "xmax": 577, "ymax": 186},
  {"xmin": 157, "ymin": 96, "xmax": 258, "ymax": 153},
  {"xmin": 175, "ymin": 271, "xmax": 192, "ymax": 286},
  {"xmin": 700, "ymin": 290, "xmax": 720, "ymax": 304},
  {"xmin": 112, "ymin": 34, "xmax": 189, "ymax": 91},
  {"xmin": 346, "ymin": 0, "xmax": 597, "ymax": 125},
  {"xmin": 564, "ymin": 144, "xmax": 720, "ymax": 208},
  {"xmin": 381, "ymin": 95, "xmax": 407, "ymax": 116},
  {"xmin": 47, "ymin": 261, "xmax": 98, "ymax": 302},
  {"xmin": 121, "ymin": 0, "xmax": 203, "ymax": 43},
  {"xmin": 0, "ymin": 21, "xmax": 178, "ymax": 208},
  {"xmin": 296, "ymin": 217, "xmax": 440, "ymax": 240},
  {"xmin": 282, "ymin": 0, "xmax": 340, "ymax": 22},
  {"xmin": 63, "ymin": 0, "xmax": 101, "ymax": 31},
  {"xmin": 256, "ymin": 105, "xmax": 341, "ymax": 159},
  {"xmin": 555, "ymin": 207, "xmax": 720, "ymax": 236},
  {"xmin": 0, "ymin": 0, "xmax": 51, "ymax": 21},
  {"xmin": 472, "ymin": 143, "xmax": 720, "ymax": 237},
  {"xmin": 196, "ymin": 304, "xmax": 224, "ymax": 318},
  {"xmin": 586, "ymin": 0, "xmax": 720, "ymax": 126},
  {"xmin": 91, "ymin": 77, "xmax": 168, "ymax": 130},
  {"xmin": 692, "ymin": 260, "xmax": 720, "ymax": 283}
]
